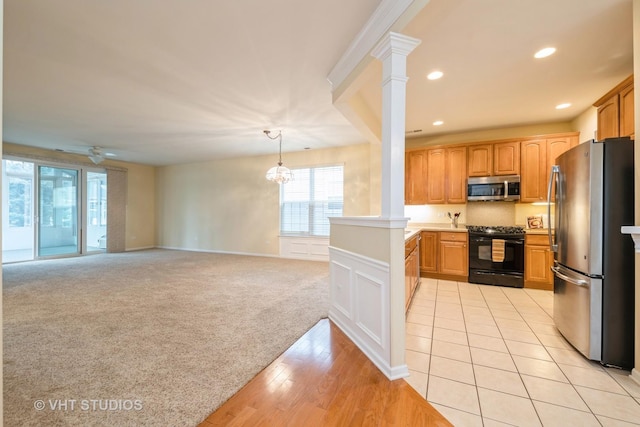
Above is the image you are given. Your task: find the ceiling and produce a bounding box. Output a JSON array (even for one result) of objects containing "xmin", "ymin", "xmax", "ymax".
[{"xmin": 3, "ymin": 0, "xmax": 634, "ymax": 166}]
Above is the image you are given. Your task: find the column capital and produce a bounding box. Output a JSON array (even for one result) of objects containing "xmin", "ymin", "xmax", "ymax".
[{"xmin": 371, "ymin": 32, "xmax": 421, "ymax": 61}]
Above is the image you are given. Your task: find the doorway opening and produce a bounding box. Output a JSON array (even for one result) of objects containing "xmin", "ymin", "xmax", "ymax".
[{"xmin": 2, "ymin": 158, "xmax": 108, "ymax": 263}]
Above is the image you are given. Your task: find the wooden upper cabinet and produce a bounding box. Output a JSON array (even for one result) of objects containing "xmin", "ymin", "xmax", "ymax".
[
  {"xmin": 546, "ymin": 134, "xmax": 578, "ymax": 202},
  {"xmin": 406, "ymin": 132, "xmax": 577, "ymax": 205},
  {"xmin": 547, "ymin": 135, "xmax": 578, "ymax": 167},
  {"xmin": 493, "ymin": 141, "xmax": 520, "ymax": 175},
  {"xmin": 520, "ymin": 139, "xmax": 547, "ymax": 203},
  {"xmin": 520, "ymin": 133, "xmax": 579, "ymax": 203},
  {"xmin": 468, "ymin": 142, "xmax": 519, "ymax": 177},
  {"xmin": 595, "ymin": 75, "xmax": 634, "ymax": 140},
  {"xmin": 446, "ymin": 146, "xmax": 467, "ymax": 203},
  {"xmin": 426, "ymin": 148, "xmax": 446, "ymax": 204},
  {"xmin": 468, "ymin": 144, "xmax": 492, "ymax": 177},
  {"xmin": 405, "ymin": 150, "xmax": 428, "ymax": 205},
  {"xmin": 620, "ymin": 83, "xmax": 635, "ymax": 138},
  {"xmin": 597, "ymin": 95, "xmax": 620, "ymax": 140}
]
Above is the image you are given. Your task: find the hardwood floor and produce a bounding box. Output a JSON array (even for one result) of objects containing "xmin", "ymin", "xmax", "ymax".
[{"xmin": 199, "ymin": 319, "xmax": 452, "ymax": 427}]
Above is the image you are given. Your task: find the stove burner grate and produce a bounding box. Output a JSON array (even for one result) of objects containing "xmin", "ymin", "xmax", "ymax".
[{"xmin": 466, "ymin": 225, "xmax": 525, "ymax": 234}]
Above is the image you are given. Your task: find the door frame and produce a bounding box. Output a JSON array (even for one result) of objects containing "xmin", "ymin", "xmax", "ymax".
[{"xmin": 2, "ymin": 155, "xmax": 108, "ymax": 262}]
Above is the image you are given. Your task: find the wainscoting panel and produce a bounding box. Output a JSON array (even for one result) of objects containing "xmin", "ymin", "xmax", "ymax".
[
  {"xmin": 279, "ymin": 236, "xmax": 329, "ymax": 262},
  {"xmin": 329, "ymin": 260, "xmax": 352, "ymax": 320},
  {"xmin": 328, "ymin": 246, "xmax": 392, "ymax": 378},
  {"xmin": 354, "ymin": 270, "xmax": 384, "ymax": 346}
]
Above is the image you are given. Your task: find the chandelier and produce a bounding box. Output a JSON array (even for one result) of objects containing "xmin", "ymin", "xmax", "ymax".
[{"xmin": 264, "ymin": 130, "xmax": 293, "ymax": 184}]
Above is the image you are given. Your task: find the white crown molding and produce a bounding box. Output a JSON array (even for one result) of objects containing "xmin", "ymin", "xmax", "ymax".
[
  {"xmin": 370, "ymin": 32, "xmax": 422, "ymax": 61},
  {"xmin": 326, "ymin": 0, "xmax": 428, "ymax": 92}
]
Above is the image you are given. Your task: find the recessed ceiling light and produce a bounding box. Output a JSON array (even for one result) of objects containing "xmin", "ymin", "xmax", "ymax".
[
  {"xmin": 433, "ymin": 120, "xmax": 444, "ymax": 126},
  {"xmin": 555, "ymin": 103, "xmax": 571, "ymax": 110},
  {"xmin": 534, "ymin": 47, "xmax": 556, "ymax": 59},
  {"xmin": 427, "ymin": 71, "xmax": 443, "ymax": 80}
]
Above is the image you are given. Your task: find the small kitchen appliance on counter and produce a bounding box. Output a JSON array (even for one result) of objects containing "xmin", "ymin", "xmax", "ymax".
[{"xmin": 467, "ymin": 225, "xmax": 525, "ymax": 288}]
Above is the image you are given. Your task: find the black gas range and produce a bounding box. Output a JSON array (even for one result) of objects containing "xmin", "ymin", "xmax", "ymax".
[{"xmin": 466, "ymin": 225, "xmax": 525, "ymax": 288}]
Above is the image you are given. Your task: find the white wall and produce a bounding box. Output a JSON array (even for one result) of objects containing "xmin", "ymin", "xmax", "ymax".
[{"xmin": 156, "ymin": 143, "xmax": 375, "ymax": 256}]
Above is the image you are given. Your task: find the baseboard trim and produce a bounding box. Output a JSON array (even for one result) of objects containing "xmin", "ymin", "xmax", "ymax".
[
  {"xmin": 421, "ymin": 272, "xmax": 468, "ymax": 282},
  {"xmin": 125, "ymin": 245, "xmax": 156, "ymax": 252},
  {"xmin": 328, "ymin": 314, "xmax": 408, "ymax": 380},
  {"xmin": 156, "ymin": 245, "xmax": 277, "ymax": 258},
  {"xmin": 630, "ymin": 368, "xmax": 640, "ymax": 386}
]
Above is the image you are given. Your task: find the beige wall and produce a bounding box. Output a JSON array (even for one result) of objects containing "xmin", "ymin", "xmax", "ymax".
[
  {"xmin": 329, "ymin": 223, "xmax": 392, "ymax": 263},
  {"xmin": 123, "ymin": 163, "xmax": 156, "ymax": 250},
  {"xmin": 1, "ymin": 143, "xmax": 156, "ymax": 251},
  {"xmin": 156, "ymin": 143, "xmax": 375, "ymax": 256},
  {"xmin": 572, "ymin": 106, "xmax": 598, "ymax": 143}
]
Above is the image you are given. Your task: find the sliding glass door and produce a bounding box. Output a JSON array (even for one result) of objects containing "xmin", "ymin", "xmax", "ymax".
[
  {"xmin": 38, "ymin": 166, "xmax": 80, "ymax": 257},
  {"xmin": 85, "ymin": 171, "xmax": 107, "ymax": 252},
  {"xmin": 2, "ymin": 158, "xmax": 108, "ymax": 263},
  {"xmin": 2, "ymin": 159, "xmax": 35, "ymax": 262}
]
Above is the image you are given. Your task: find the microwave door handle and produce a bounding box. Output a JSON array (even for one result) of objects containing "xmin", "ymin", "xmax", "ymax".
[
  {"xmin": 504, "ymin": 181, "xmax": 508, "ymax": 199},
  {"xmin": 547, "ymin": 165, "xmax": 559, "ymax": 251}
]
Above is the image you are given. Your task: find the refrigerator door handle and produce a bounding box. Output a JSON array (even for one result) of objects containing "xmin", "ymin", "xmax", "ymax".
[
  {"xmin": 551, "ymin": 266, "xmax": 589, "ymax": 287},
  {"xmin": 547, "ymin": 165, "xmax": 559, "ymax": 251}
]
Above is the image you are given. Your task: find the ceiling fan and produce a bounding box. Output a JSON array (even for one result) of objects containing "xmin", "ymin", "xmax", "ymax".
[
  {"xmin": 56, "ymin": 146, "xmax": 117, "ymax": 165},
  {"xmin": 87, "ymin": 146, "xmax": 112, "ymax": 164}
]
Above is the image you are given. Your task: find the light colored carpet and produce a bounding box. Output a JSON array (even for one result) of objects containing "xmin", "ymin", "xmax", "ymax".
[{"xmin": 3, "ymin": 249, "xmax": 330, "ymax": 426}]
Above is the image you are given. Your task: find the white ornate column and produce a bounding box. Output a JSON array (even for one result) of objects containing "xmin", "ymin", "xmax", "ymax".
[
  {"xmin": 370, "ymin": 32, "xmax": 420, "ymax": 375},
  {"xmin": 371, "ymin": 32, "xmax": 421, "ymax": 219},
  {"xmin": 327, "ymin": 32, "xmax": 420, "ymax": 380}
]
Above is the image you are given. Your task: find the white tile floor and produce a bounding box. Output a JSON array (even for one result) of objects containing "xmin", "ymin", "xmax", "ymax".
[{"xmin": 405, "ymin": 278, "xmax": 640, "ymax": 427}]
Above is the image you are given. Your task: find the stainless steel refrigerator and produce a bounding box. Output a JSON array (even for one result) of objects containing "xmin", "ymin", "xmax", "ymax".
[{"xmin": 548, "ymin": 138, "xmax": 635, "ymax": 369}]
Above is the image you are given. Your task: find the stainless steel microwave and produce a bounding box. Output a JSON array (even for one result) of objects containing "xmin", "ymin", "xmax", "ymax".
[{"xmin": 467, "ymin": 175, "xmax": 520, "ymax": 201}]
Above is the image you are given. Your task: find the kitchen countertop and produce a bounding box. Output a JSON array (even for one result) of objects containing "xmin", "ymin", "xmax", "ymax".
[
  {"xmin": 405, "ymin": 223, "xmax": 553, "ymax": 241},
  {"xmin": 525, "ymin": 228, "xmax": 552, "ymax": 235},
  {"xmin": 404, "ymin": 223, "xmax": 467, "ymax": 241},
  {"xmin": 408, "ymin": 222, "xmax": 469, "ymax": 232}
]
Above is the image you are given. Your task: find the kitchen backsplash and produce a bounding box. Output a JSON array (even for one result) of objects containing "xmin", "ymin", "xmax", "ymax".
[{"xmin": 405, "ymin": 203, "xmax": 554, "ymax": 229}]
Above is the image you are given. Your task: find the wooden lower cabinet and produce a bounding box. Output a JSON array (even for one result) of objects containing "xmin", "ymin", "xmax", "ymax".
[
  {"xmin": 524, "ymin": 234, "xmax": 554, "ymax": 290},
  {"xmin": 419, "ymin": 231, "xmax": 438, "ymax": 274},
  {"xmin": 420, "ymin": 230, "xmax": 468, "ymax": 280},
  {"xmin": 405, "ymin": 234, "xmax": 420, "ymax": 311},
  {"xmin": 439, "ymin": 232, "xmax": 468, "ymax": 276}
]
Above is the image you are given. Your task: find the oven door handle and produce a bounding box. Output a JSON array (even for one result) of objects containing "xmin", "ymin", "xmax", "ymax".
[{"xmin": 470, "ymin": 237, "xmax": 524, "ymax": 244}]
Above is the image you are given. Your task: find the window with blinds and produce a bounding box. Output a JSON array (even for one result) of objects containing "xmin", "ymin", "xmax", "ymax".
[{"xmin": 280, "ymin": 165, "xmax": 344, "ymax": 236}]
